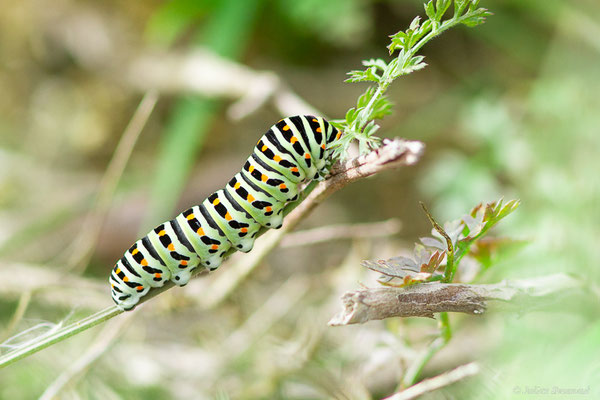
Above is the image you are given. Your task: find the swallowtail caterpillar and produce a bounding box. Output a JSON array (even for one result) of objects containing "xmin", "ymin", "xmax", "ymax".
[{"xmin": 110, "ymin": 115, "xmax": 340, "ymax": 310}]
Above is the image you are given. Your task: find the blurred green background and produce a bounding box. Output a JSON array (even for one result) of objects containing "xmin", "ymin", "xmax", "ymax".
[{"xmin": 0, "ymin": 0, "xmax": 598, "ymax": 399}]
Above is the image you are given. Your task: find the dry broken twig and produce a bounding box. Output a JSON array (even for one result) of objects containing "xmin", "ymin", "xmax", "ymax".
[{"xmin": 329, "ymin": 273, "xmax": 582, "ymax": 325}]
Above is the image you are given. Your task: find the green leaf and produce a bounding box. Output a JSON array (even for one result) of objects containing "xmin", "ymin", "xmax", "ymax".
[
  {"xmin": 461, "ymin": 9, "xmax": 492, "ymax": 27},
  {"xmin": 469, "ymin": 0, "xmax": 482, "ymax": 12},
  {"xmin": 362, "ymin": 58, "xmax": 388, "ymax": 71},
  {"xmin": 405, "ymin": 55, "xmax": 428, "ymax": 73},
  {"xmin": 362, "ymin": 121, "xmax": 380, "ymax": 138},
  {"xmin": 496, "ymin": 199, "xmax": 521, "ymax": 221},
  {"xmin": 454, "ymin": 0, "xmax": 469, "ymax": 16},
  {"xmin": 435, "ymin": 0, "xmax": 452, "ymax": 21},
  {"xmin": 425, "ymin": 1, "xmax": 436, "ymax": 21},
  {"xmin": 345, "ymin": 67, "xmax": 381, "ymax": 83},
  {"xmin": 419, "ymin": 19, "xmax": 433, "ymax": 37},
  {"xmin": 458, "ymin": 3, "xmax": 492, "ymax": 28},
  {"xmin": 356, "ymin": 87, "xmax": 376, "ymax": 108},
  {"xmin": 329, "ymin": 119, "xmax": 345, "ymax": 131},
  {"xmin": 345, "ymin": 108, "xmax": 359, "ymax": 125},
  {"xmin": 369, "ymin": 197, "xmax": 520, "ymax": 288},
  {"xmin": 338, "ymin": 0, "xmax": 491, "ymax": 161},
  {"xmin": 370, "ymin": 96, "xmax": 393, "ymax": 120},
  {"xmin": 388, "ymin": 30, "xmax": 407, "ymax": 54},
  {"xmin": 409, "ymin": 16, "xmax": 421, "ymax": 32}
]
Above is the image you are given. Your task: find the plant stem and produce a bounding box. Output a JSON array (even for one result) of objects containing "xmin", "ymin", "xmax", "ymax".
[
  {"xmin": 358, "ymin": 84, "xmax": 386, "ymax": 129},
  {"xmin": 409, "ymin": 13, "xmax": 473, "ymax": 58},
  {"xmin": 0, "ymin": 306, "xmax": 122, "ymax": 369},
  {"xmin": 401, "ymin": 312, "xmax": 452, "ymax": 387},
  {"xmin": 356, "ymin": 11, "xmax": 471, "ymax": 138}
]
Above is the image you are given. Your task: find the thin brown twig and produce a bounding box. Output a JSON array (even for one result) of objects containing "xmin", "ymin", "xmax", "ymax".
[{"xmin": 329, "ymin": 273, "xmax": 582, "ymax": 325}]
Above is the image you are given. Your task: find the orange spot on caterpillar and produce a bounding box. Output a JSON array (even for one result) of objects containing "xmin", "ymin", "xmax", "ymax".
[
  {"xmin": 312, "ymin": 118, "xmax": 318, "ymax": 122},
  {"xmin": 316, "ymin": 127, "xmax": 322, "ymax": 133},
  {"xmin": 261, "ymin": 174, "xmax": 268, "ymax": 182},
  {"xmin": 212, "ymin": 198, "xmax": 220, "ymax": 206},
  {"xmin": 265, "ymin": 206, "xmax": 272, "ymax": 212},
  {"xmin": 336, "ymin": 132, "xmax": 342, "ymax": 140},
  {"xmin": 196, "ymin": 228, "xmax": 205, "ymax": 235},
  {"xmin": 283, "ymin": 125, "xmax": 290, "ymax": 131},
  {"xmin": 158, "ymin": 230, "xmax": 166, "ymax": 236},
  {"xmin": 123, "ymin": 276, "xmax": 129, "ymax": 282},
  {"xmin": 180, "ymin": 260, "xmax": 188, "ymax": 266},
  {"xmin": 247, "ymin": 194, "xmax": 255, "ymax": 202},
  {"xmin": 211, "ymin": 244, "xmax": 218, "ymax": 250},
  {"xmin": 131, "ymin": 248, "xmax": 139, "ymax": 255},
  {"xmin": 225, "ymin": 212, "xmax": 232, "ymax": 221},
  {"xmin": 141, "ymin": 259, "xmax": 148, "ymax": 266},
  {"xmin": 234, "ymin": 182, "xmax": 241, "ymax": 189},
  {"xmin": 154, "ymin": 273, "xmax": 161, "ymax": 279},
  {"xmin": 249, "ymin": 165, "xmax": 255, "ymax": 173},
  {"xmin": 304, "ymin": 153, "xmax": 311, "ymax": 159},
  {"xmin": 240, "ymin": 227, "xmax": 248, "ymax": 233},
  {"xmin": 261, "ymin": 145, "xmax": 268, "ymax": 152},
  {"xmin": 111, "ymin": 284, "xmax": 115, "ymax": 288},
  {"xmin": 290, "ymin": 167, "xmax": 299, "ymax": 173},
  {"xmin": 115, "ymin": 268, "xmax": 121, "ymax": 274},
  {"xmin": 273, "ymin": 155, "xmax": 282, "ymax": 162},
  {"xmin": 279, "ymin": 183, "xmax": 287, "ymax": 189},
  {"xmin": 167, "ymin": 244, "xmax": 175, "ymax": 251},
  {"xmin": 136, "ymin": 285, "xmax": 144, "ymax": 291},
  {"xmin": 290, "ymin": 136, "xmax": 298, "ymax": 144},
  {"xmin": 321, "ymin": 144, "xmax": 326, "ymax": 149},
  {"xmin": 186, "ymin": 213, "xmax": 195, "ymax": 220}
]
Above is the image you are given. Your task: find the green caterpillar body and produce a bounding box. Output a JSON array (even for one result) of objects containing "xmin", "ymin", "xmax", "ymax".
[{"xmin": 110, "ymin": 115, "xmax": 340, "ymax": 310}]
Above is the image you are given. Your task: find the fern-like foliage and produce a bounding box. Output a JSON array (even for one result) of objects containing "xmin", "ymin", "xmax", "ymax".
[
  {"xmin": 363, "ymin": 198, "xmax": 520, "ymax": 286},
  {"xmin": 330, "ymin": 0, "xmax": 492, "ymax": 159}
]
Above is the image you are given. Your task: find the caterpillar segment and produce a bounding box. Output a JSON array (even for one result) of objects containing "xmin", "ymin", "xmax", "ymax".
[
  {"xmin": 203, "ymin": 190, "xmax": 260, "ymax": 253},
  {"xmin": 225, "ymin": 173, "xmax": 285, "ymax": 229},
  {"xmin": 150, "ymin": 222, "xmax": 201, "ymax": 285},
  {"xmin": 243, "ymin": 157, "xmax": 297, "ymax": 203},
  {"xmin": 176, "ymin": 206, "xmax": 229, "ymax": 269},
  {"xmin": 109, "ymin": 115, "xmax": 340, "ymax": 310},
  {"xmin": 123, "ymin": 240, "xmax": 169, "ymax": 289}
]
